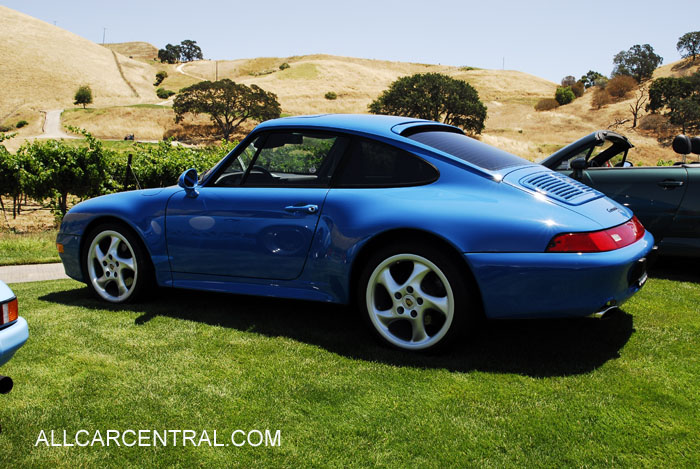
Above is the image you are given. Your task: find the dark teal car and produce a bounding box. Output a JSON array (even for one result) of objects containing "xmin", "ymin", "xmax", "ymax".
[{"xmin": 541, "ymin": 131, "xmax": 700, "ymax": 257}]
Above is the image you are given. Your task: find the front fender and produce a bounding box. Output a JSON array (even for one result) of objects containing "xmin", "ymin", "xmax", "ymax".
[{"xmin": 58, "ymin": 187, "xmax": 181, "ymax": 285}]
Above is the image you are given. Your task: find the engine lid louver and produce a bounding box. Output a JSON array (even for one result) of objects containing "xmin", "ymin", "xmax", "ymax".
[{"xmin": 519, "ymin": 171, "xmax": 603, "ymax": 205}]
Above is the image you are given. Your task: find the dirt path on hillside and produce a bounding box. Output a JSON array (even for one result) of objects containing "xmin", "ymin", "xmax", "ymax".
[
  {"xmin": 40, "ymin": 110, "xmax": 77, "ymax": 139},
  {"xmin": 111, "ymin": 51, "xmax": 140, "ymax": 97},
  {"xmin": 176, "ymin": 63, "xmax": 208, "ymax": 80}
]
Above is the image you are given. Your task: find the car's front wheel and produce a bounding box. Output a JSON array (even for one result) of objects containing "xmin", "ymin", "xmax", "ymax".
[
  {"xmin": 359, "ymin": 243, "xmax": 475, "ymax": 351},
  {"xmin": 83, "ymin": 223, "xmax": 152, "ymax": 303}
]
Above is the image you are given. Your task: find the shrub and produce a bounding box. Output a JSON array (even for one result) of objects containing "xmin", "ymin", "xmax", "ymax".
[
  {"xmin": 571, "ymin": 81, "xmax": 585, "ymax": 98},
  {"xmin": 0, "ymin": 124, "xmax": 12, "ymax": 132},
  {"xmin": 535, "ymin": 98, "xmax": 560, "ymax": 111},
  {"xmin": 0, "ymin": 127, "xmax": 238, "ymax": 220},
  {"xmin": 592, "ymin": 88, "xmax": 612, "ymax": 109},
  {"xmin": 156, "ymin": 88, "xmax": 176, "ymax": 99},
  {"xmin": 122, "ymin": 139, "xmax": 237, "ymax": 189},
  {"xmin": 638, "ymin": 113, "xmax": 674, "ymax": 136},
  {"xmin": 324, "ymin": 91, "xmax": 337, "ymax": 100},
  {"xmin": 16, "ymin": 120, "xmax": 28, "ymax": 128},
  {"xmin": 17, "ymin": 129, "xmax": 108, "ymax": 215},
  {"xmin": 249, "ymin": 69, "xmax": 276, "ymax": 77},
  {"xmin": 594, "ymin": 77, "xmax": 609, "ymax": 88},
  {"xmin": 154, "ymin": 70, "xmax": 168, "ymax": 86},
  {"xmin": 580, "ymin": 70, "xmax": 605, "ymax": 89},
  {"xmin": 555, "ymin": 87, "xmax": 575, "ymax": 105},
  {"xmin": 607, "ymin": 75, "xmax": 637, "ymax": 99},
  {"xmin": 656, "ymin": 159, "xmax": 674, "ymax": 166},
  {"xmin": 279, "ymin": 62, "xmax": 290, "ymax": 70},
  {"xmin": 561, "ymin": 75, "xmax": 576, "ymax": 87}
]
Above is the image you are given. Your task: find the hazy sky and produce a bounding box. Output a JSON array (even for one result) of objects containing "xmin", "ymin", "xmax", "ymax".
[{"xmin": 4, "ymin": 0, "xmax": 699, "ymax": 83}]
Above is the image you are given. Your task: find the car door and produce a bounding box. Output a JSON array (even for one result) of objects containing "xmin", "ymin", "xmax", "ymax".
[
  {"xmin": 582, "ymin": 166, "xmax": 688, "ymax": 238},
  {"xmin": 165, "ymin": 130, "xmax": 350, "ymax": 280}
]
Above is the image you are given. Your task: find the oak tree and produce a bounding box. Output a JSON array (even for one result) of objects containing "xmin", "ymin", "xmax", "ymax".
[
  {"xmin": 612, "ymin": 44, "xmax": 663, "ymax": 83},
  {"xmin": 173, "ymin": 79, "xmax": 281, "ymax": 140},
  {"xmin": 368, "ymin": 73, "xmax": 487, "ymax": 135}
]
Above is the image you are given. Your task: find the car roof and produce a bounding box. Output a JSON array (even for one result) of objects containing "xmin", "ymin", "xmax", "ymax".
[
  {"xmin": 251, "ymin": 114, "xmax": 535, "ymax": 179},
  {"xmin": 254, "ymin": 114, "xmax": 459, "ymax": 139}
]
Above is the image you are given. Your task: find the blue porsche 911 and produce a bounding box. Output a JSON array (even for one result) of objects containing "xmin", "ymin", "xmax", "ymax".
[{"xmin": 57, "ymin": 114, "xmax": 653, "ymax": 351}]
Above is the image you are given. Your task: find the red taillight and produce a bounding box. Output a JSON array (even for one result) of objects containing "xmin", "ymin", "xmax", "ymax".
[
  {"xmin": 1, "ymin": 298, "xmax": 18, "ymax": 325},
  {"xmin": 546, "ymin": 216, "xmax": 645, "ymax": 253}
]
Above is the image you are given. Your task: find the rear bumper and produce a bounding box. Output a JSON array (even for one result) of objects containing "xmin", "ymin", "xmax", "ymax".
[
  {"xmin": 0, "ymin": 317, "xmax": 29, "ymax": 367},
  {"xmin": 465, "ymin": 230, "xmax": 654, "ymax": 319}
]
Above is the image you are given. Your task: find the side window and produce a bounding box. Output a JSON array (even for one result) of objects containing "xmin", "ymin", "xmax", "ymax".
[
  {"xmin": 210, "ymin": 136, "xmax": 262, "ymax": 187},
  {"xmin": 555, "ymin": 148, "xmax": 589, "ymax": 170},
  {"xmin": 244, "ymin": 132, "xmax": 349, "ymax": 187},
  {"xmin": 335, "ymin": 139, "xmax": 438, "ymax": 187}
]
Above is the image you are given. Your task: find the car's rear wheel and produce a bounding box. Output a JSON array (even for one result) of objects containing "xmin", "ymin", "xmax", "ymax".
[
  {"xmin": 83, "ymin": 223, "xmax": 152, "ymax": 303},
  {"xmin": 359, "ymin": 243, "xmax": 475, "ymax": 351}
]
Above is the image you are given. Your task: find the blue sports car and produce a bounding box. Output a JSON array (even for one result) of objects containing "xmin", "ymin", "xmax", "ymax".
[{"xmin": 57, "ymin": 114, "xmax": 653, "ymax": 351}]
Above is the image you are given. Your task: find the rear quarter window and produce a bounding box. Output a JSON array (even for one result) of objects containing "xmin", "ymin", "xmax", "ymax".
[
  {"xmin": 335, "ymin": 138, "xmax": 438, "ymax": 187},
  {"xmin": 407, "ymin": 131, "xmax": 531, "ymax": 171}
]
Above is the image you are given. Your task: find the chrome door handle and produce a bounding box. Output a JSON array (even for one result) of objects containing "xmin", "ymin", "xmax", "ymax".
[
  {"xmin": 657, "ymin": 180, "xmax": 684, "ymax": 189},
  {"xmin": 284, "ymin": 204, "xmax": 318, "ymax": 214}
]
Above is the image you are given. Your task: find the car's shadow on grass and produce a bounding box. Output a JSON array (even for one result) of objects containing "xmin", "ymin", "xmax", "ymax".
[
  {"xmin": 40, "ymin": 286, "xmax": 634, "ymax": 378},
  {"xmin": 649, "ymin": 256, "xmax": 700, "ymax": 283}
]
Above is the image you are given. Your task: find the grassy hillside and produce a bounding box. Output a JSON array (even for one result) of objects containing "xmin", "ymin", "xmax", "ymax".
[
  {"xmin": 102, "ymin": 41, "xmax": 158, "ymax": 61},
  {"xmin": 178, "ymin": 55, "xmax": 557, "ymax": 117},
  {"xmin": 0, "ymin": 5, "xmax": 692, "ymax": 164},
  {"xmin": 0, "ymin": 6, "xmax": 157, "ymax": 124},
  {"xmin": 652, "ymin": 57, "xmax": 700, "ymax": 79},
  {"xmin": 177, "ymin": 55, "xmax": 689, "ymax": 164}
]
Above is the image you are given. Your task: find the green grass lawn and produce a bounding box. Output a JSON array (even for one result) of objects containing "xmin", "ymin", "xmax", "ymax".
[
  {"xmin": 0, "ymin": 268, "xmax": 698, "ymax": 467},
  {"xmin": 0, "ymin": 230, "xmax": 60, "ymax": 265}
]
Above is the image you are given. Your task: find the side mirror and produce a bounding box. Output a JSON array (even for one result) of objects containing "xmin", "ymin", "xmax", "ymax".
[
  {"xmin": 178, "ymin": 168, "xmax": 199, "ymax": 198},
  {"xmin": 570, "ymin": 157, "xmax": 586, "ymax": 180}
]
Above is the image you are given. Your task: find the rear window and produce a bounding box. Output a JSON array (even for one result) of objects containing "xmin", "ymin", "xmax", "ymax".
[{"xmin": 407, "ymin": 131, "xmax": 532, "ymax": 171}]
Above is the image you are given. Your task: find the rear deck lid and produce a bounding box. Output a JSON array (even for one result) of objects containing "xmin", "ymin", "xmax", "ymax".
[
  {"xmin": 504, "ymin": 166, "xmax": 632, "ymax": 228},
  {"xmin": 518, "ymin": 170, "xmax": 603, "ymax": 206}
]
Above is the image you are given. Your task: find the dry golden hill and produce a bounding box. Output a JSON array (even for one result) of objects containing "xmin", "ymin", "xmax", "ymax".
[
  {"xmin": 493, "ymin": 57, "xmax": 700, "ymax": 165},
  {"xmin": 653, "ymin": 57, "xmax": 700, "ymax": 79},
  {"xmin": 0, "ymin": 3, "xmax": 688, "ymax": 165},
  {"xmin": 176, "ymin": 55, "xmax": 558, "ymax": 116},
  {"xmin": 0, "ymin": 6, "xmax": 157, "ymax": 126},
  {"xmin": 102, "ymin": 42, "xmax": 159, "ymax": 61},
  {"xmin": 177, "ymin": 55, "xmax": 685, "ymax": 164}
]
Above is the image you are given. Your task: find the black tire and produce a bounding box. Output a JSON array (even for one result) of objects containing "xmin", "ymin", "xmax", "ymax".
[
  {"xmin": 357, "ymin": 241, "xmax": 477, "ymax": 352},
  {"xmin": 82, "ymin": 222, "xmax": 154, "ymax": 303}
]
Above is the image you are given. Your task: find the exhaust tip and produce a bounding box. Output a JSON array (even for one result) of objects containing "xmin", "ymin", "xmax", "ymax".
[
  {"xmin": 589, "ymin": 304, "xmax": 619, "ymax": 319},
  {"xmin": 0, "ymin": 375, "xmax": 13, "ymax": 394}
]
